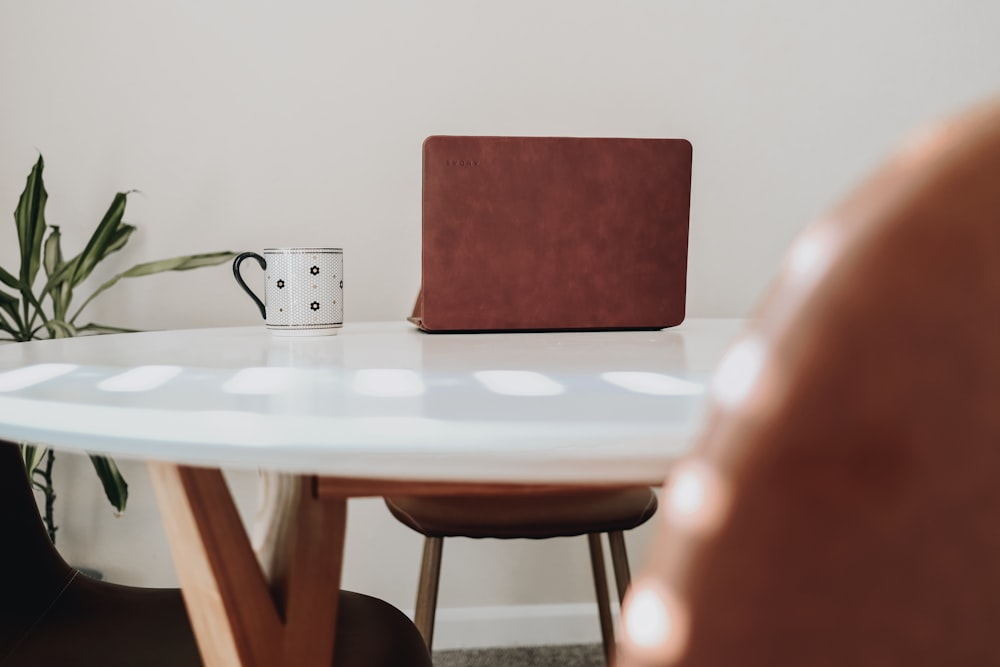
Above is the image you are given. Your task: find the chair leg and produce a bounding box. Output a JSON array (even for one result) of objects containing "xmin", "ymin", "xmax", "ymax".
[
  {"xmin": 414, "ymin": 536, "xmax": 443, "ymax": 650},
  {"xmin": 607, "ymin": 531, "xmax": 631, "ymax": 605},
  {"xmin": 587, "ymin": 533, "xmax": 616, "ymax": 666}
]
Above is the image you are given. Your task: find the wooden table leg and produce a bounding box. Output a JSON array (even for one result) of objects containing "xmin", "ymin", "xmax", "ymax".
[{"xmin": 149, "ymin": 463, "xmax": 346, "ymax": 667}]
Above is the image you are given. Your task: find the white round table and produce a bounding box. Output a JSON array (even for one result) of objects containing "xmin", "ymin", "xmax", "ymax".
[
  {"xmin": 0, "ymin": 319, "xmax": 742, "ymax": 484},
  {"xmin": 0, "ymin": 319, "xmax": 743, "ymax": 666}
]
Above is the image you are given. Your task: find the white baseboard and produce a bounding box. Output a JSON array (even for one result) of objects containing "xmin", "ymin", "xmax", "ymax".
[{"xmin": 404, "ymin": 603, "xmax": 620, "ymax": 651}]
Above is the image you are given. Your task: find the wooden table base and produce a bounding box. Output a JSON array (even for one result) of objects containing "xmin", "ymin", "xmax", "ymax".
[
  {"xmin": 149, "ymin": 463, "xmax": 347, "ymax": 667},
  {"xmin": 148, "ymin": 466, "xmax": 648, "ymax": 666}
]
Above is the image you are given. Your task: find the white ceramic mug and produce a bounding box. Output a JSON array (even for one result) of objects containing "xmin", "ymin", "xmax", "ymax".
[{"xmin": 233, "ymin": 247, "xmax": 344, "ymax": 336}]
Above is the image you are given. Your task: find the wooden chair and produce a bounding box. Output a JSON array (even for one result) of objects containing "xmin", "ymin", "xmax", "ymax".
[
  {"xmin": 618, "ymin": 98, "xmax": 1000, "ymax": 666},
  {"xmin": 385, "ymin": 486, "xmax": 658, "ymax": 664},
  {"xmin": 0, "ymin": 441, "xmax": 432, "ymax": 667}
]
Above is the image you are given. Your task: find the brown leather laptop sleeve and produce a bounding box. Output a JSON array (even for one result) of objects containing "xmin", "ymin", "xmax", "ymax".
[{"xmin": 412, "ymin": 136, "xmax": 693, "ymax": 332}]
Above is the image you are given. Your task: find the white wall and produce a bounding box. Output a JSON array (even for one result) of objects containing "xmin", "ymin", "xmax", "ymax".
[{"xmin": 3, "ymin": 0, "xmax": 999, "ymax": 649}]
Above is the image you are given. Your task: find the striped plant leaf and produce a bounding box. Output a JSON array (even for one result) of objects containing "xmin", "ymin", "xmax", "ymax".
[
  {"xmin": 1, "ymin": 288, "xmax": 24, "ymax": 338},
  {"xmin": 42, "ymin": 226, "xmax": 71, "ymax": 321},
  {"xmin": 102, "ymin": 222, "xmax": 136, "ymax": 256},
  {"xmin": 68, "ymin": 191, "xmax": 130, "ymax": 287},
  {"xmin": 70, "ymin": 251, "xmax": 235, "ymax": 324},
  {"xmin": 77, "ymin": 323, "xmax": 140, "ymax": 335},
  {"xmin": 14, "ymin": 155, "xmax": 47, "ymax": 291},
  {"xmin": 0, "ymin": 289, "xmax": 19, "ymax": 319},
  {"xmin": 0, "ymin": 264, "xmax": 19, "ymax": 290},
  {"xmin": 45, "ymin": 320, "xmax": 78, "ymax": 339},
  {"xmin": 43, "ymin": 225, "xmax": 64, "ymax": 278},
  {"xmin": 89, "ymin": 454, "xmax": 128, "ymax": 512},
  {"xmin": 20, "ymin": 444, "xmax": 48, "ymax": 479},
  {"xmin": 41, "ymin": 223, "xmax": 137, "ymax": 319},
  {"xmin": 121, "ymin": 251, "xmax": 238, "ymax": 276}
]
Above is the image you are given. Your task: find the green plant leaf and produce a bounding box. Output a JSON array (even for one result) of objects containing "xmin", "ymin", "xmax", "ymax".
[
  {"xmin": 37, "ymin": 217, "xmax": 135, "ymax": 324},
  {"xmin": 45, "ymin": 319, "xmax": 78, "ymax": 339},
  {"xmin": 42, "ymin": 226, "xmax": 72, "ymax": 321},
  {"xmin": 37, "ymin": 264, "xmax": 71, "ymax": 302},
  {"xmin": 102, "ymin": 222, "xmax": 136, "ymax": 256},
  {"xmin": 121, "ymin": 251, "xmax": 238, "ymax": 276},
  {"xmin": 14, "ymin": 155, "xmax": 47, "ymax": 291},
  {"xmin": 69, "ymin": 191, "xmax": 130, "ymax": 287},
  {"xmin": 0, "ymin": 289, "xmax": 20, "ymax": 322},
  {"xmin": 89, "ymin": 454, "xmax": 128, "ymax": 512},
  {"xmin": 20, "ymin": 443, "xmax": 48, "ymax": 478},
  {"xmin": 0, "ymin": 264, "xmax": 20, "ymax": 290},
  {"xmin": 39, "ymin": 221, "xmax": 125, "ymax": 328},
  {"xmin": 70, "ymin": 251, "xmax": 235, "ymax": 324},
  {"xmin": 43, "ymin": 225, "xmax": 64, "ymax": 278},
  {"xmin": 37, "ymin": 224, "xmax": 136, "ymax": 306},
  {"xmin": 0, "ymin": 288, "xmax": 25, "ymax": 338},
  {"xmin": 77, "ymin": 323, "xmax": 140, "ymax": 335}
]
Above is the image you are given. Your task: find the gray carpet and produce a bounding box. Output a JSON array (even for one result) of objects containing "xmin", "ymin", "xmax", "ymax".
[{"xmin": 433, "ymin": 644, "xmax": 604, "ymax": 666}]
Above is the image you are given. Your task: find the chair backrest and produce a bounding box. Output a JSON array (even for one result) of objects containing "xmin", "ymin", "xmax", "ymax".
[
  {"xmin": 0, "ymin": 441, "xmax": 77, "ymax": 657},
  {"xmin": 618, "ymin": 99, "xmax": 1000, "ymax": 666}
]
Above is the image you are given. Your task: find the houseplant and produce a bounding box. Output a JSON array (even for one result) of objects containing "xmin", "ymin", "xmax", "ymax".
[{"xmin": 0, "ymin": 154, "xmax": 235, "ymax": 541}]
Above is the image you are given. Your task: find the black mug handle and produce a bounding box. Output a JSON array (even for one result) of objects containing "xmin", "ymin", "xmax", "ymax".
[{"xmin": 233, "ymin": 252, "xmax": 267, "ymax": 319}]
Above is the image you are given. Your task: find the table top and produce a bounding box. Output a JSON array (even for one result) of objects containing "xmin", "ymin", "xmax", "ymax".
[{"xmin": 0, "ymin": 319, "xmax": 744, "ymax": 484}]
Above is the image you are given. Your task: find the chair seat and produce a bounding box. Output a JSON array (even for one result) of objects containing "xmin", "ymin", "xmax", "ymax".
[
  {"xmin": 3, "ymin": 575, "xmax": 201, "ymax": 667},
  {"xmin": 1, "ymin": 441, "xmax": 431, "ymax": 667},
  {"xmin": 385, "ymin": 487, "xmax": 659, "ymax": 663},
  {"xmin": 385, "ymin": 487, "xmax": 658, "ymax": 539},
  {"xmin": 4, "ymin": 576, "xmax": 430, "ymax": 667}
]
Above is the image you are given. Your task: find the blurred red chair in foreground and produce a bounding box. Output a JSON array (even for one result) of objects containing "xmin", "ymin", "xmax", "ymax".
[{"xmin": 619, "ymin": 98, "xmax": 1000, "ymax": 666}]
